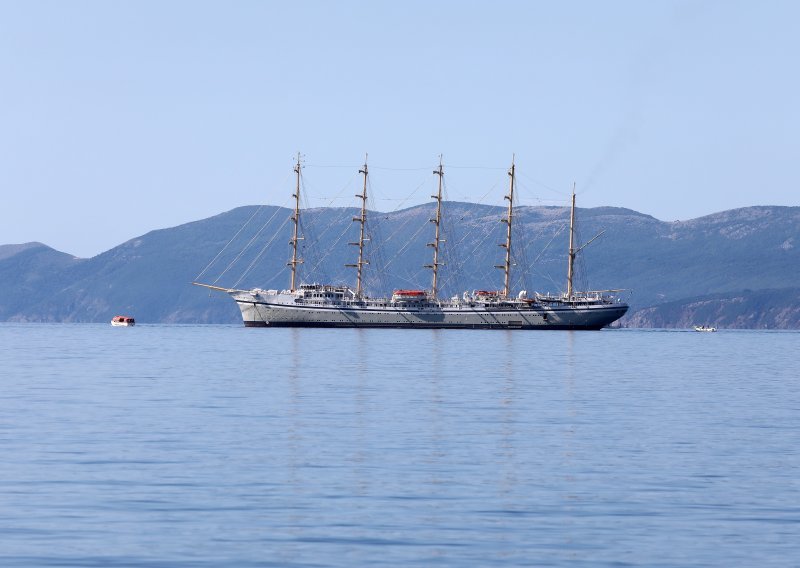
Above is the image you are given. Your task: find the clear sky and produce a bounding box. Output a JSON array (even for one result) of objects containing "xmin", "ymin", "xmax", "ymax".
[{"xmin": 1, "ymin": 0, "xmax": 798, "ymax": 258}]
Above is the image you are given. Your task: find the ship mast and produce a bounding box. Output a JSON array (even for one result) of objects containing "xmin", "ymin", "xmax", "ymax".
[
  {"xmin": 425, "ymin": 156, "xmax": 445, "ymax": 298},
  {"xmin": 566, "ymin": 182, "xmax": 576, "ymax": 299},
  {"xmin": 496, "ymin": 156, "xmax": 515, "ymax": 297},
  {"xmin": 288, "ymin": 152, "xmax": 304, "ymax": 291},
  {"xmin": 346, "ymin": 154, "xmax": 370, "ymax": 297}
]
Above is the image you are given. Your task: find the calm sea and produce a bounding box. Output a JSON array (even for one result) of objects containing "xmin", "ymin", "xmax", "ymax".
[{"xmin": 1, "ymin": 324, "xmax": 798, "ymax": 567}]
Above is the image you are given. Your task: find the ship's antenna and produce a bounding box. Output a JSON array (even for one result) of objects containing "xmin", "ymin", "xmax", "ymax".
[
  {"xmin": 346, "ymin": 153, "xmax": 370, "ymax": 297},
  {"xmin": 425, "ymin": 155, "xmax": 445, "ymax": 298},
  {"xmin": 288, "ymin": 152, "xmax": 304, "ymax": 291},
  {"xmin": 496, "ymin": 155, "xmax": 515, "ymax": 297},
  {"xmin": 566, "ymin": 182, "xmax": 576, "ymax": 299}
]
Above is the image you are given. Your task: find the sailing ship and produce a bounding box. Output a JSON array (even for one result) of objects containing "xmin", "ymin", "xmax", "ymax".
[{"xmin": 194, "ymin": 155, "xmax": 628, "ymax": 329}]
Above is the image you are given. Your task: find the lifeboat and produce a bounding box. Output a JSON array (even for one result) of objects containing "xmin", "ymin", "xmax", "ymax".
[
  {"xmin": 111, "ymin": 315, "xmax": 135, "ymax": 327},
  {"xmin": 391, "ymin": 290, "xmax": 427, "ymax": 302},
  {"xmin": 474, "ymin": 290, "xmax": 501, "ymax": 297},
  {"xmin": 392, "ymin": 290, "xmax": 427, "ymax": 297}
]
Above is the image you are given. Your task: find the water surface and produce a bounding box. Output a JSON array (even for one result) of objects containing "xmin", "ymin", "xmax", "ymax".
[{"xmin": 1, "ymin": 324, "xmax": 798, "ymax": 566}]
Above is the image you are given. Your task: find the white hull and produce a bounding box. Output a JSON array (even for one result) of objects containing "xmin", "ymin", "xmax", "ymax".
[{"xmin": 231, "ymin": 290, "xmax": 628, "ymax": 330}]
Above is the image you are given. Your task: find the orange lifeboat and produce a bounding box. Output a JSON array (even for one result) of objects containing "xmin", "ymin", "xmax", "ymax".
[
  {"xmin": 392, "ymin": 290, "xmax": 426, "ymax": 297},
  {"xmin": 392, "ymin": 290, "xmax": 428, "ymax": 302}
]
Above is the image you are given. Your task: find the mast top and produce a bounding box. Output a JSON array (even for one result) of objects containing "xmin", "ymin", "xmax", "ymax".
[{"xmin": 433, "ymin": 154, "xmax": 443, "ymax": 175}]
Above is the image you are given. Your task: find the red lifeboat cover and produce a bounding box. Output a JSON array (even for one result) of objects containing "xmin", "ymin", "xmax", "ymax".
[{"xmin": 393, "ymin": 290, "xmax": 426, "ymax": 296}]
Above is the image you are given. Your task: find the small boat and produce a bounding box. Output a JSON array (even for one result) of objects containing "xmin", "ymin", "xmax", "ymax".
[
  {"xmin": 694, "ymin": 325, "xmax": 716, "ymax": 332},
  {"xmin": 111, "ymin": 315, "xmax": 135, "ymax": 327}
]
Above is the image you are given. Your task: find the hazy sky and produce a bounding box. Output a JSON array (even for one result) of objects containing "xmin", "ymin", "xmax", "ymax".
[{"xmin": 1, "ymin": 0, "xmax": 798, "ymax": 257}]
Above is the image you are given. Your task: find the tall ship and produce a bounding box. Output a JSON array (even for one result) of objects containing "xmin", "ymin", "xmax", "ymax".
[{"xmin": 194, "ymin": 155, "xmax": 628, "ymax": 329}]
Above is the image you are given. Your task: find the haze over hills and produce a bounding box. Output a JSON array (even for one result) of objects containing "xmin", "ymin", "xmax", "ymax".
[{"xmin": 1, "ymin": 204, "xmax": 798, "ymax": 328}]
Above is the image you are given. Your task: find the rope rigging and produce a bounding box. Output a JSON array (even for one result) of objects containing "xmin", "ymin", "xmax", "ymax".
[
  {"xmin": 197, "ymin": 155, "xmax": 606, "ymax": 301},
  {"xmin": 232, "ymin": 213, "xmax": 292, "ymax": 288},
  {"xmin": 194, "ymin": 170, "xmax": 293, "ymax": 285},
  {"xmin": 194, "ymin": 203, "xmax": 264, "ymax": 282}
]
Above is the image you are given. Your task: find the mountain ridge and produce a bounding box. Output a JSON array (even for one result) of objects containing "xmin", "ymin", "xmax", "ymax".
[{"xmin": 1, "ymin": 203, "xmax": 797, "ymax": 328}]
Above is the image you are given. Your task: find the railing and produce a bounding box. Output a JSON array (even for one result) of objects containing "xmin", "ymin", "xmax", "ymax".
[{"xmin": 536, "ymin": 289, "xmax": 628, "ymax": 304}]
